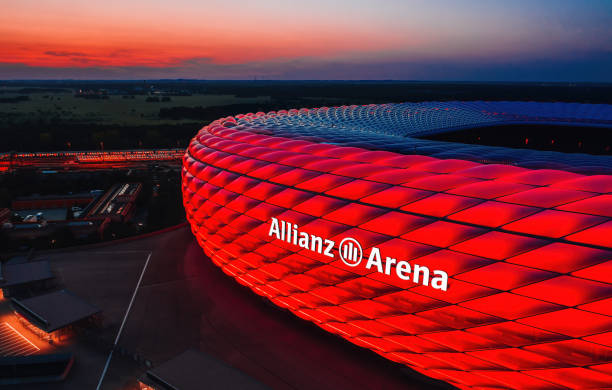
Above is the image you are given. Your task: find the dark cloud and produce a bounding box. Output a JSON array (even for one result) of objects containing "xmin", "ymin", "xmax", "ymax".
[
  {"xmin": 107, "ymin": 49, "xmax": 136, "ymax": 58},
  {"xmin": 44, "ymin": 51, "xmax": 88, "ymax": 57}
]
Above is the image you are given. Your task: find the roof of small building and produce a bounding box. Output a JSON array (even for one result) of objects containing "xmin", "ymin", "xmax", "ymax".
[
  {"xmin": 140, "ymin": 349, "xmax": 268, "ymax": 390},
  {"xmin": 0, "ymin": 261, "xmax": 54, "ymax": 288},
  {"xmin": 11, "ymin": 290, "xmax": 100, "ymax": 332}
]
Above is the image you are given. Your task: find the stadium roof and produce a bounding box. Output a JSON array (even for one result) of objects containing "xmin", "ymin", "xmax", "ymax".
[{"xmin": 225, "ymin": 101, "xmax": 612, "ymax": 174}]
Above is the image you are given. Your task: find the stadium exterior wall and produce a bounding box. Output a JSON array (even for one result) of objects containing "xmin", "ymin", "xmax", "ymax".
[{"xmin": 182, "ymin": 102, "xmax": 612, "ymax": 389}]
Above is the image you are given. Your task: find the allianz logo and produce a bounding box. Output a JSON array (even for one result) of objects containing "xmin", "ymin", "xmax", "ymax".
[{"xmin": 269, "ymin": 217, "xmax": 449, "ymax": 291}]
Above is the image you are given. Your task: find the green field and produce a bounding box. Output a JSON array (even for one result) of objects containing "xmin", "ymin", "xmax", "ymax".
[{"xmin": 0, "ymin": 88, "xmax": 271, "ymax": 126}]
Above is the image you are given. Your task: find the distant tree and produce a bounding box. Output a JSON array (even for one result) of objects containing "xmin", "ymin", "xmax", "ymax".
[
  {"xmin": 39, "ymin": 132, "xmax": 53, "ymax": 147},
  {"xmin": 144, "ymin": 129, "xmax": 162, "ymax": 146},
  {"xmin": 92, "ymin": 131, "xmax": 105, "ymax": 145}
]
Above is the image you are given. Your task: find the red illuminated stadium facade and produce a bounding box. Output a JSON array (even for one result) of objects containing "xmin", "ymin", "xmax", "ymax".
[{"xmin": 182, "ymin": 102, "xmax": 612, "ymax": 389}]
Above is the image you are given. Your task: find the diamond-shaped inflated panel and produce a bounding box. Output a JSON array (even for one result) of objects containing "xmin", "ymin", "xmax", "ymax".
[{"xmin": 182, "ymin": 105, "xmax": 612, "ymax": 390}]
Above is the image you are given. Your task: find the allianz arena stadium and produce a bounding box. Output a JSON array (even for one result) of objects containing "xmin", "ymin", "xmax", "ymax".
[{"xmin": 182, "ymin": 101, "xmax": 612, "ymax": 389}]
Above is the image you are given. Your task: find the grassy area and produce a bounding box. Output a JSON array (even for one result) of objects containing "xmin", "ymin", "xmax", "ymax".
[{"xmin": 0, "ymin": 88, "xmax": 271, "ymax": 126}]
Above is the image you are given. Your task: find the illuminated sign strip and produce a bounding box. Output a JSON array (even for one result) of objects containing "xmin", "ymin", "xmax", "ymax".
[{"xmin": 269, "ymin": 217, "xmax": 449, "ymax": 290}]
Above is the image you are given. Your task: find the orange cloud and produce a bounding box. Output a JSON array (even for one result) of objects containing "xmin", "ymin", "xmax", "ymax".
[{"xmin": 0, "ymin": 0, "xmax": 415, "ymax": 67}]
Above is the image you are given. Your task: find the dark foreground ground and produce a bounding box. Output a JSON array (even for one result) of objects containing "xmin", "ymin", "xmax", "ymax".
[{"xmin": 14, "ymin": 225, "xmax": 452, "ymax": 390}]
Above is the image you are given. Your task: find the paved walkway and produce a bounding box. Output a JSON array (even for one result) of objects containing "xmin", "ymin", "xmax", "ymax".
[{"xmin": 23, "ymin": 225, "xmax": 452, "ymax": 389}]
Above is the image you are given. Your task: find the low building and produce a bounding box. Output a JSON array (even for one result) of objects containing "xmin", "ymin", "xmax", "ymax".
[
  {"xmin": 11, "ymin": 290, "xmax": 101, "ymax": 343},
  {"xmin": 0, "ymin": 353, "xmax": 74, "ymax": 385},
  {"xmin": 0, "ymin": 260, "xmax": 54, "ymax": 298},
  {"xmin": 85, "ymin": 183, "xmax": 142, "ymax": 223},
  {"xmin": 2, "ymin": 183, "xmax": 142, "ymax": 245},
  {"xmin": 12, "ymin": 192, "xmax": 96, "ymax": 211},
  {"xmin": 139, "ymin": 349, "xmax": 267, "ymax": 390}
]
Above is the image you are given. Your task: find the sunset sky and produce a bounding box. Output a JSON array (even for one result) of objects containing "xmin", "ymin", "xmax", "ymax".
[{"xmin": 1, "ymin": 0, "xmax": 611, "ymax": 81}]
